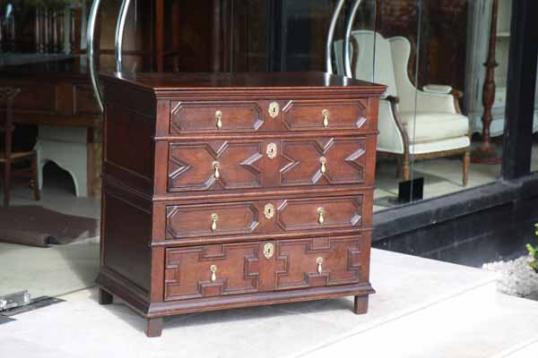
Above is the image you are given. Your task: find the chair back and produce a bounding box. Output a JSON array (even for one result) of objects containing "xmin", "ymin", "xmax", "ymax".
[
  {"xmin": 0, "ymin": 87, "xmax": 20, "ymax": 161},
  {"xmin": 351, "ymin": 30, "xmax": 399, "ymax": 97},
  {"xmin": 334, "ymin": 30, "xmax": 399, "ymax": 97}
]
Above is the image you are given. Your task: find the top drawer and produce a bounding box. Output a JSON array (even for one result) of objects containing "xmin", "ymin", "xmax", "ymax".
[{"xmin": 169, "ymin": 99, "xmax": 373, "ymax": 135}]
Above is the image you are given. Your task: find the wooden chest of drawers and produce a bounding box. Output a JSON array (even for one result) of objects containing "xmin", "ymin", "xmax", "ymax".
[{"xmin": 98, "ymin": 72, "xmax": 385, "ymax": 337}]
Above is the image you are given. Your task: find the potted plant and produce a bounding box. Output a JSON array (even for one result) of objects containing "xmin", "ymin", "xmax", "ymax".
[
  {"xmin": 483, "ymin": 224, "xmax": 538, "ymax": 300},
  {"xmin": 527, "ymin": 226, "xmax": 538, "ymax": 274}
]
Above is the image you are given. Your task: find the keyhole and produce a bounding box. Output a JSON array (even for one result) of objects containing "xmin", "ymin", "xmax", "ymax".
[
  {"xmin": 269, "ymin": 102, "xmax": 280, "ymax": 118},
  {"xmin": 266, "ymin": 143, "xmax": 278, "ymax": 159}
]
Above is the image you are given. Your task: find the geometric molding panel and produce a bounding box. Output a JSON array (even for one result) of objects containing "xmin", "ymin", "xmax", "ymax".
[
  {"xmin": 170, "ymin": 101, "xmax": 264, "ymax": 134},
  {"xmin": 164, "ymin": 243, "xmax": 261, "ymax": 301},
  {"xmin": 281, "ymin": 100, "xmax": 368, "ymax": 131},
  {"xmin": 276, "ymin": 196, "xmax": 363, "ymax": 232},
  {"xmin": 166, "ymin": 202, "xmax": 260, "ymax": 239},
  {"xmin": 279, "ymin": 138, "xmax": 367, "ymax": 186},
  {"xmin": 274, "ymin": 237, "xmax": 362, "ymax": 290},
  {"xmin": 168, "ymin": 141, "xmax": 263, "ymax": 191}
]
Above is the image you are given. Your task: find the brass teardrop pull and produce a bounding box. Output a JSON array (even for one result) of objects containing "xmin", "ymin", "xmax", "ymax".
[
  {"xmin": 317, "ymin": 207, "xmax": 325, "ymax": 225},
  {"xmin": 316, "ymin": 257, "xmax": 324, "ymax": 274},
  {"xmin": 212, "ymin": 161, "xmax": 220, "ymax": 179},
  {"xmin": 322, "ymin": 109, "xmax": 330, "ymax": 128},
  {"xmin": 210, "ymin": 213, "xmax": 219, "ymax": 232},
  {"xmin": 215, "ymin": 110, "xmax": 223, "ymax": 129},
  {"xmin": 210, "ymin": 264, "xmax": 218, "ymax": 282},
  {"xmin": 320, "ymin": 156, "xmax": 327, "ymax": 174}
]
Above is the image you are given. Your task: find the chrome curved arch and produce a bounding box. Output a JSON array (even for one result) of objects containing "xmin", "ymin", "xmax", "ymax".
[
  {"xmin": 344, "ymin": 0, "xmax": 363, "ymax": 77},
  {"xmin": 87, "ymin": 0, "xmax": 103, "ymax": 112},
  {"xmin": 87, "ymin": 0, "xmax": 132, "ymax": 112},
  {"xmin": 114, "ymin": 0, "xmax": 132, "ymax": 74},
  {"xmin": 325, "ymin": 0, "xmax": 346, "ymax": 74}
]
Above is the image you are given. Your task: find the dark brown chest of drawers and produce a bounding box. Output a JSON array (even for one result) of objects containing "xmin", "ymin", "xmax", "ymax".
[{"xmin": 98, "ymin": 72, "xmax": 385, "ymax": 337}]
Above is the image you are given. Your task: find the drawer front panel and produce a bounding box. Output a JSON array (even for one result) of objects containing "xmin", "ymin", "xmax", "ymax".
[
  {"xmin": 274, "ymin": 236, "xmax": 364, "ymax": 290},
  {"xmin": 164, "ymin": 242, "xmax": 261, "ymax": 301},
  {"xmin": 163, "ymin": 235, "xmax": 369, "ymax": 301},
  {"xmin": 167, "ymin": 137, "xmax": 372, "ymax": 192},
  {"xmin": 165, "ymin": 195, "xmax": 365, "ymax": 240},
  {"xmin": 170, "ymin": 101, "xmax": 263, "ymax": 133},
  {"xmin": 282, "ymin": 100, "xmax": 369, "ymax": 131}
]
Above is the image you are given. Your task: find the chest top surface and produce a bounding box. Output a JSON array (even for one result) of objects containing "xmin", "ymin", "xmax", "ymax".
[{"xmin": 101, "ymin": 72, "xmax": 386, "ymax": 98}]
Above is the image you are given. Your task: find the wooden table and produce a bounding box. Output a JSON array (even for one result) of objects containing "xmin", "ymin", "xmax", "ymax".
[{"xmin": 0, "ymin": 57, "xmax": 102, "ymax": 197}]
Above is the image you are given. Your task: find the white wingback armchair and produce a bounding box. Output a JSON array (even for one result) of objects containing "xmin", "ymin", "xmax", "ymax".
[{"xmin": 335, "ymin": 30, "xmax": 470, "ymax": 186}]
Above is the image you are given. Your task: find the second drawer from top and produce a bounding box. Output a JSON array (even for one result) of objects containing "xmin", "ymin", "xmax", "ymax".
[{"xmin": 167, "ymin": 136, "xmax": 376, "ymax": 193}]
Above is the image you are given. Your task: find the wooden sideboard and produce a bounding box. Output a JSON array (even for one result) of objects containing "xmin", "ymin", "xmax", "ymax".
[{"xmin": 98, "ymin": 72, "xmax": 385, "ymax": 337}]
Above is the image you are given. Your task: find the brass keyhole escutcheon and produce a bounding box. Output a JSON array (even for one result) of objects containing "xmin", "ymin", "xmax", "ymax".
[
  {"xmin": 316, "ymin": 257, "xmax": 324, "ymax": 274},
  {"xmin": 317, "ymin": 207, "xmax": 325, "ymax": 225},
  {"xmin": 268, "ymin": 102, "xmax": 280, "ymax": 118},
  {"xmin": 322, "ymin": 109, "xmax": 330, "ymax": 128},
  {"xmin": 264, "ymin": 203, "xmax": 275, "ymax": 219},
  {"xmin": 320, "ymin": 156, "xmax": 327, "ymax": 174},
  {"xmin": 263, "ymin": 243, "xmax": 275, "ymax": 259},
  {"xmin": 210, "ymin": 213, "xmax": 219, "ymax": 232},
  {"xmin": 212, "ymin": 161, "xmax": 220, "ymax": 179},
  {"xmin": 210, "ymin": 264, "xmax": 218, "ymax": 282},
  {"xmin": 266, "ymin": 143, "xmax": 278, "ymax": 159},
  {"xmin": 215, "ymin": 110, "xmax": 223, "ymax": 129}
]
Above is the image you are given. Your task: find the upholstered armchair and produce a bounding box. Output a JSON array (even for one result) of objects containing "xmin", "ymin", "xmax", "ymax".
[{"xmin": 335, "ymin": 30, "xmax": 470, "ymax": 186}]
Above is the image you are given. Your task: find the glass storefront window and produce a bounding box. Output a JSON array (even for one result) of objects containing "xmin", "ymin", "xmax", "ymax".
[
  {"xmin": 1, "ymin": 0, "xmax": 533, "ymax": 302},
  {"xmin": 338, "ymin": 0, "xmax": 511, "ymax": 210}
]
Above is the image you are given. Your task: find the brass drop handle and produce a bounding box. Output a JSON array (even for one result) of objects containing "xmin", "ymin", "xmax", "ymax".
[
  {"xmin": 317, "ymin": 207, "xmax": 325, "ymax": 225},
  {"xmin": 210, "ymin": 213, "xmax": 219, "ymax": 232},
  {"xmin": 215, "ymin": 110, "xmax": 223, "ymax": 129},
  {"xmin": 322, "ymin": 109, "xmax": 330, "ymax": 128},
  {"xmin": 210, "ymin": 264, "xmax": 218, "ymax": 282},
  {"xmin": 212, "ymin": 161, "xmax": 220, "ymax": 179},
  {"xmin": 320, "ymin": 156, "xmax": 327, "ymax": 174},
  {"xmin": 316, "ymin": 257, "xmax": 324, "ymax": 274}
]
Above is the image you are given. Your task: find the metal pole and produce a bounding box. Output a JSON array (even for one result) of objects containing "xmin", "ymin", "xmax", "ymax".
[
  {"xmin": 115, "ymin": 0, "xmax": 132, "ymax": 74},
  {"xmin": 344, "ymin": 0, "xmax": 362, "ymax": 77},
  {"xmin": 325, "ymin": 0, "xmax": 346, "ymax": 74},
  {"xmin": 87, "ymin": 0, "xmax": 103, "ymax": 112}
]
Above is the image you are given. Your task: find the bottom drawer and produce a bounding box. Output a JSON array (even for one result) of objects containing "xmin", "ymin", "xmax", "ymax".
[{"xmin": 163, "ymin": 234, "xmax": 370, "ymax": 301}]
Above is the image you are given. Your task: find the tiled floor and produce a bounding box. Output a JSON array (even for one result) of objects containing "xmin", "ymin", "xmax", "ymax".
[{"xmin": 1, "ymin": 249, "xmax": 538, "ymax": 357}]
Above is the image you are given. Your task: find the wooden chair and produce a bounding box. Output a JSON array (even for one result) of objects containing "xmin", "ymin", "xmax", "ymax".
[{"xmin": 0, "ymin": 87, "xmax": 40, "ymax": 206}]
